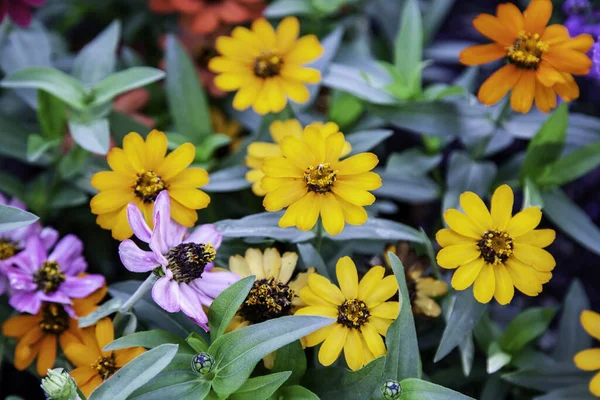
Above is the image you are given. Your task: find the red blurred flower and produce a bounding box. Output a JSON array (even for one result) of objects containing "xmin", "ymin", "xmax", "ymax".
[
  {"xmin": 1, "ymin": 0, "xmax": 45, "ymax": 27},
  {"xmin": 113, "ymin": 88, "xmax": 156, "ymax": 128}
]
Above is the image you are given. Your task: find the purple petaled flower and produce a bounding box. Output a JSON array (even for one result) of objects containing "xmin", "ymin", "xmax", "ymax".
[
  {"xmin": 563, "ymin": 0, "xmax": 590, "ymax": 16},
  {"xmin": 118, "ymin": 191, "xmax": 239, "ymax": 331},
  {"xmin": 0, "ymin": 0, "xmax": 45, "ymax": 27},
  {"xmin": 591, "ymin": 37, "xmax": 600, "ymax": 78},
  {"xmin": 0, "ymin": 194, "xmax": 58, "ymax": 296},
  {"xmin": 5, "ymin": 233, "xmax": 105, "ymax": 314}
]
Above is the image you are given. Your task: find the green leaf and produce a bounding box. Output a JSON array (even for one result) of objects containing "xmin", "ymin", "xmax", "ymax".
[
  {"xmin": 165, "ymin": 35, "xmax": 211, "ymax": 143},
  {"xmin": 186, "ymin": 332, "xmax": 209, "ymax": 353},
  {"xmin": 345, "ymin": 130, "xmax": 393, "ymax": 155},
  {"xmin": 104, "ymin": 329, "xmax": 193, "ymax": 353},
  {"xmin": 0, "ymin": 204, "xmax": 38, "ymax": 233},
  {"xmin": 68, "ymin": 118, "xmax": 110, "ymax": 154},
  {"xmin": 278, "ymin": 385, "xmax": 319, "ymax": 400},
  {"xmin": 537, "ymin": 142, "xmax": 600, "ymax": 188},
  {"xmin": 90, "ymin": 67, "xmax": 165, "ymax": 106},
  {"xmin": 78, "ymin": 298, "xmax": 122, "ymax": 328},
  {"xmin": 322, "ymin": 64, "xmax": 398, "ymax": 105},
  {"xmin": 0, "ymin": 115, "xmax": 38, "ymax": 163},
  {"xmin": 208, "ymin": 275, "xmax": 255, "ymax": 342},
  {"xmin": 502, "ymin": 362, "xmax": 592, "ymax": 392},
  {"xmin": 215, "ymin": 212, "xmax": 316, "ymax": 243},
  {"xmin": 520, "ymin": 103, "xmax": 568, "ymax": 182},
  {"xmin": 399, "ymin": 378, "xmax": 474, "ymax": 400},
  {"xmin": 203, "ymin": 166, "xmax": 252, "ymax": 193},
  {"xmin": 0, "ymin": 171, "xmax": 25, "ymax": 198},
  {"xmin": 209, "ymin": 316, "xmax": 333, "ymax": 398},
  {"xmin": 196, "ymin": 134, "xmax": 231, "ymax": 162},
  {"xmin": 57, "ymin": 145, "xmax": 89, "ymax": 180},
  {"xmin": 384, "ymin": 253, "xmax": 421, "ymax": 380},
  {"xmin": 230, "ymin": 372, "xmax": 291, "ymax": 400},
  {"xmin": 297, "ymin": 243, "xmax": 331, "ymax": 280},
  {"xmin": 522, "ymin": 178, "xmax": 544, "ymax": 210},
  {"xmin": 534, "ymin": 383, "xmax": 593, "ymax": 400},
  {"xmin": 109, "ymin": 111, "xmax": 150, "ymax": 146},
  {"xmin": 88, "ymin": 344, "xmax": 179, "ymax": 400},
  {"xmin": 553, "ymin": 280, "xmax": 591, "ymax": 361},
  {"xmin": 272, "ymin": 341, "xmax": 306, "ymax": 386},
  {"xmin": 1, "ymin": 67, "xmax": 87, "ymax": 110},
  {"xmin": 325, "ymin": 218, "xmax": 425, "ymax": 243},
  {"xmin": 72, "ymin": 20, "xmax": 121, "ymax": 87},
  {"xmin": 264, "ymin": 0, "xmax": 314, "ymax": 17},
  {"xmin": 328, "ymin": 91, "xmax": 363, "ymax": 129},
  {"xmin": 394, "ymin": 0, "xmax": 423, "ymax": 89},
  {"xmin": 130, "ymin": 380, "xmax": 210, "ymax": 400},
  {"xmin": 500, "ymin": 307, "xmax": 555, "ymax": 354},
  {"xmin": 37, "ymin": 90, "xmax": 67, "ymax": 140},
  {"xmin": 487, "ymin": 342, "xmax": 512, "ymax": 374},
  {"xmin": 26, "ymin": 134, "xmax": 59, "ymax": 163},
  {"xmin": 50, "ymin": 185, "xmax": 88, "ymax": 209}
]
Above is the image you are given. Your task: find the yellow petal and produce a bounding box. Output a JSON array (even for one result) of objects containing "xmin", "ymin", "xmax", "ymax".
[
  {"xmin": 95, "ymin": 318, "xmax": 114, "ymax": 355},
  {"xmin": 90, "ymin": 190, "xmax": 135, "ymax": 214},
  {"xmin": 245, "ymin": 248, "xmax": 265, "ymax": 279},
  {"xmin": 493, "ymin": 264, "xmax": 515, "ymax": 305},
  {"xmin": 115, "ymin": 347, "xmax": 145, "ymax": 367},
  {"xmin": 436, "ymin": 228, "xmax": 475, "ymax": 247},
  {"xmin": 506, "ymin": 207, "xmax": 542, "ymax": 237},
  {"xmin": 473, "ymin": 263, "xmax": 495, "ymax": 304},
  {"xmin": 358, "ymin": 266, "xmax": 385, "ymax": 300},
  {"xmin": 460, "ymin": 191, "xmax": 493, "ymax": 231},
  {"xmin": 370, "ymin": 302, "xmax": 399, "ymax": 319},
  {"xmin": 168, "ymin": 188, "xmax": 211, "ymax": 210},
  {"xmin": 336, "ymin": 256, "xmax": 358, "ymax": 299},
  {"xmin": 590, "ymin": 371, "xmax": 600, "ymax": 397},
  {"xmin": 361, "ymin": 323, "xmax": 386, "ymax": 357},
  {"xmin": 281, "ymin": 65, "xmax": 321, "ymax": 84},
  {"xmin": 252, "ymin": 79, "xmax": 272, "ymax": 115},
  {"xmin": 233, "ymin": 76, "xmax": 263, "ymax": 111},
  {"xmin": 416, "ymin": 278, "xmax": 448, "ymax": 297},
  {"xmin": 107, "ymin": 147, "xmax": 136, "ymax": 175},
  {"xmin": 308, "ymin": 274, "xmax": 345, "ymax": 305},
  {"xmin": 122, "ymin": 132, "xmax": 146, "ymax": 171},
  {"xmin": 262, "ymin": 179, "xmax": 307, "ymax": 212},
  {"xmin": 265, "ymin": 78, "xmax": 287, "ymax": 113},
  {"xmin": 252, "ymin": 18, "xmax": 277, "ymax": 47},
  {"xmin": 331, "ymin": 182, "xmax": 376, "ymax": 206},
  {"xmin": 286, "ymin": 35, "xmax": 324, "ymax": 64},
  {"xmin": 169, "ymin": 198, "xmax": 198, "ymax": 227},
  {"xmin": 299, "ymin": 287, "xmax": 336, "ymax": 307},
  {"xmin": 215, "ymin": 36, "xmax": 256, "ymax": 62},
  {"xmin": 581, "ymin": 310, "xmax": 600, "ymax": 341},
  {"xmin": 278, "ymin": 252, "xmax": 298, "ymax": 284},
  {"xmin": 436, "ymin": 244, "xmax": 481, "ymax": 269},
  {"xmin": 491, "ymin": 184, "xmax": 514, "ymax": 230},
  {"xmin": 321, "ymin": 193, "xmax": 345, "ymax": 236},
  {"xmin": 90, "ymin": 171, "xmax": 132, "ymax": 191},
  {"xmin": 145, "ymin": 130, "xmax": 168, "ymax": 170},
  {"xmin": 344, "ymin": 328, "xmax": 364, "ymax": 371},
  {"xmin": 228, "ymin": 255, "xmax": 251, "ymax": 278},
  {"xmin": 111, "ymin": 206, "xmax": 134, "ymax": 240},
  {"xmin": 208, "ymin": 56, "xmax": 251, "ymax": 73},
  {"xmin": 69, "ymin": 367, "xmax": 97, "ymax": 388},
  {"xmin": 263, "ymin": 248, "xmax": 281, "ymax": 279},
  {"xmin": 157, "ymin": 143, "xmax": 195, "ymax": 181},
  {"xmin": 280, "ymin": 136, "xmax": 315, "ymax": 170},
  {"xmin": 295, "ymin": 306, "xmax": 338, "ymax": 319},
  {"xmin": 512, "ymin": 243, "xmax": 556, "ymax": 272},
  {"xmin": 336, "ymin": 196, "xmax": 368, "ymax": 226},
  {"xmin": 276, "ymin": 16, "xmax": 299, "ymax": 53},
  {"xmin": 369, "ymin": 316, "xmax": 393, "ymax": 336},
  {"xmin": 262, "ymin": 156, "xmax": 304, "ymax": 178},
  {"xmin": 168, "ymin": 168, "xmax": 209, "ymax": 188},
  {"xmin": 443, "ymin": 209, "xmax": 483, "ymax": 239},
  {"xmin": 318, "ymin": 324, "xmax": 348, "ymax": 366},
  {"xmin": 515, "ymin": 229, "xmax": 555, "ymax": 248},
  {"xmin": 414, "ymin": 297, "xmax": 443, "ymax": 318},
  {"xmin": 214, "ymin": 73, "xmax": 247, "ymax": 91},
  {"xmin": 451, "ymin": 258, "xmax": 485, "ymax": 290},
  {"xmin": 303, "ymin": 323, "xmax": 336, "ymax": 347},
  {"xmin": 505, "ymin": 259, "xmax": 543, "ymax": 296},
  {"xmin": 280, "ymin": 79, "xmax": 310, "ymax": 103},
  {"xmin": 574, "ymin": 348, "xmax": 600, "ymax": 371},
  {"xmin": 295, "ymin": 192, "xmax": 321, "ymax": 231},
  {"xmin": 363, "ymin": 276, "xmax": 398, "ymax": 308},
  {"xmin": 336, "ymin": 153, "xmax": 378, "ymax": 175},
  {"xmin": 324, "ymin": 132, "xmax": 345, "ymax": 165},
  {"xmin": 337, "ymin": 172, "xmax": 382, "ymax": 191}
]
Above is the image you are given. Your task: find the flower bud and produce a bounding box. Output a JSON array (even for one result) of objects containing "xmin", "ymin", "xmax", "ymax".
[
  {"xmin": 381, "ymin": 379, "xmax": 401, "ymax": 400},
  {"xmin": 41, "ymin": 368, "xmax": 80, "ymax": 400},
  {"xmin": 191, "ymin": 352, "xmax": 215, "ymax": 375}
]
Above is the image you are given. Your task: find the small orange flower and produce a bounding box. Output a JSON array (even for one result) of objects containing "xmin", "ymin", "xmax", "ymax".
[{"xmin": 459, "ymin": 0, "xmax": 593, "ymax": 113}]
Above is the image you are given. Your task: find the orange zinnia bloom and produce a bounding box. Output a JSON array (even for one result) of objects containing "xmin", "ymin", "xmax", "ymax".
[{"xmin": 460, "ymin": 0, "xmax": 593, "ymax": 113}]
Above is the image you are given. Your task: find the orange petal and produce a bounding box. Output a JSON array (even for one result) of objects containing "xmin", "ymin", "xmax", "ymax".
[
  {"xmin": 459, "ymin": 43, "xmax": 506, "ymax": 66},
  {"xmin": 510, "ymin": 70, "xmax": 536, "ymax": 113},
  {"xmin": 473, "ymin": 14, "xmax": 516, "ymax": 46},
  {"xmin": 553, "ymin": 34, "xmax": 595, "ymax": 52},
  {"xmin": 554, "ymin": 72, "xmax": 580, "ymax": 101},
  {"xmin": 478, "ymin": 64, "xmax": 522, "ymax": 106},
  {"xmin": 536, "ymin": 61, "xmax": 566, "ymax": 87},
  {"xmin": 544, "ymin": 49, "xmax": 593, "ymax": 75},
  {"xmin": 496, "ymin": 3, "xmax": 524, "ymax": 37},
  {"xmin": 36, "ymin": 334, "xmax": 57, "ymax": 376},
  {"xmin": 534, "ymin": 81, "xmax": 556, "ymax": 113},
  {"xmin": 524, "ymin": 0, "xmax": 552, "ymax": 35},
  {"xmin": 541, "ymin": 24, "xmax": 570, "ymax": 45}
]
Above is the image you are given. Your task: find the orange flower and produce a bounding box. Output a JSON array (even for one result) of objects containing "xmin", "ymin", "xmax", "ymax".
[
  {"xmin": 1, "ymin": 285, "xmax": 107, "ymax": 376},
  {"xmin": 459, "ymin": 0, "xmax": 593, "ymax": 113}
]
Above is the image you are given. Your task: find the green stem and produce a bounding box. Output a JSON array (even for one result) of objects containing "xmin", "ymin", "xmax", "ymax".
[
  {"xmin": 114, "ymin": 274, "xmax": 157, "ymax": 326},
  {"xmin": 314, "ymin": 219, "xmax": 324, "ymax": 253}
]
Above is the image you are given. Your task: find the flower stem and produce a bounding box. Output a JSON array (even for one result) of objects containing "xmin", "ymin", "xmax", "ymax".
[
  {"xmin": 120, "ymin": 273, "xmax": 157, "ymax": 313},
  {"xmin": 315, "ymin": 219, "xmax": 324, "ymax": 253}
]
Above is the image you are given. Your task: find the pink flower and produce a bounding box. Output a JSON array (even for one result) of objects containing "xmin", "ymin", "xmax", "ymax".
[{"xmin": 0, "ymin": 0, "xmax": 45, "ymax": 27}]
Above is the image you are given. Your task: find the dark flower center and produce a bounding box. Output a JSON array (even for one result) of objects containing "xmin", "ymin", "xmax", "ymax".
[
  {"xmin": 91, "ymin": 353, "xmax": 117, "ymax": 380},
  {"xmin": 304, "ymin": 163, "xmax": 337, "ymax": 194},
  {"xmin": 166, "ymin": 243, "xmax": 216, "ymax": 284},
  {"xmin": 337, "ymin": 299, "xmax": 370, "ymax": 329},
  {"xmin": 239, "ymin": 278, "xmax": 294, "ymax": 323},
  {"xmin": 253, "ymin": 51, "xmax": 284, "ymax": 78},
  {"xmin": 507, "ymin": 31, "xmax": 549, "ymax": 70},
  {"xmin": 477, "ymin": 230, "xmax": 514, "ymax": 265},
  {"xmin": 133, "ymin": 170, "xmax": 167, "ymax": 203},
  {"xmin": 0, "ymin": 239, "xmax": 19, "ymax": 260},
  {"xmin": 38, "ymin": 303, "xmax": 70, "ymax": 335},
  {"xmin": 33, "ymin": 261, "xmax": 65, "ymax": 294}
]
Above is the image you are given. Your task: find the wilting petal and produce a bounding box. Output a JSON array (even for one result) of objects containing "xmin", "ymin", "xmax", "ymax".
[
  {"xmin": 9, "ymin": 291, "xmax": 43, "ymax": 314},
  {"xmin": 194, "ymin": 271, "xmax": 239, "ymax": 298},
  {"xmin": 119, "ymin": 240, "xmax": 159, "ymax": 273},
  {"xmin": 39, "ymin": 227, "xmax": 59, "ymax": 250},
  {"xmin": 184, "ymin": 224, "xmax": 223, "ymax": 248},
  {"xmin": 127, "ymin": 203, "xmax": 152, "ymax": 243},
  {"xmin": 60, "ymin": 275, "xmax": 105, "ymax": 298},
  {"xmin": 152, "ymin": 276, "xmax": 181, "ymax": 313},
  {"xmin": 178, "ymin": 284, "xmax": 209, "ymax": 329}
]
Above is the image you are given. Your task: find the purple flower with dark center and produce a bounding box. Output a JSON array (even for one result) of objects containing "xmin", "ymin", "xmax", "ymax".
[
  {"xmin": 5, "ymin": 233, "xmax": 105, "ymax": 314},
  {"xmin": 0, "ymin": 194, "xmax": 58, "ymax": 296},
  {"xmin": 118, "ymin": 191, "xmax": 239, "ymax": 330},
  {"xmin": 0, "ymin": 0, "xmax": 45, "ymax": 27}
]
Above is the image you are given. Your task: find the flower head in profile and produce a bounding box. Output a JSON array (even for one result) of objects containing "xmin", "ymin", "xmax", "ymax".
[
  {"xmin": 2, "ymin": 285, "xmax": 107, "ymax": 376},
  {"xmin": 118, "ymin": 191, "xmax": 238, "ymax": 330},
  {"xmin": 0, "ymin": 0, "xmax": 46, "ymax": 27},
  {"xmin": 41, "ymin": 368, "xmax": 79, "ymax": 400},
  {"xmin": 209, "ymin": 17, "xmax": 324, "ymax": 115},
  {"xmin": 90, "ymin": 130, "xmax": 210, "ymax": 241},
  {"xmin": 5, "ymin": 234, "xmax": 105, "ymax": 314},
  {"xmin": 260, "ymin": 123, "xmax": 381, "ymax": 235},
  {"xmin": 63, "ymin": 318, "xmax": 145, "ymax": 398},
  {"xmin": 574, "ymin": 310, "xmax": 600, "ymax": 397},
  {"xmin": 436, "ymin": 185, "xmax": 556, "ymax": 305},
  {"xmin": 459, "ymin": 0, "xmax": 593, "ymax": 113},
  {"xmin": 246, "ymin": 119, "xmax": 351, "ymax": 196},
  {"xmin": 295, "ymin": 257, "xmax": 399, "ymax": 371},
  {"xmin": 211, "ymin": 106, "xmax": 243, "ymax": 151}
]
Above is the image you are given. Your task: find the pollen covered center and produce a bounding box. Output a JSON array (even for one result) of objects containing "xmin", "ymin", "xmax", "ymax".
[
  {"xmin": 240, "ymin": 278, "xmax": 294, "ymax": 323},
  {"xmin": 34, "ymin": 261, "xmax": 65, "ymax": 294},
  {"xmin": 91, "ymin": 353, "xmax": 117, "ymax": 380},
  {"xmin": 478, "ymin": 230, "xmax": 514, "ymax": 265},
  {"xmin": 337, "ymin": 299, "xmax": 370, "ymax": 329},
  {"xmin": 506, "ymin": 31, "xmax": 549, "ymax": 69},
  {"xmin": 39, "ymin": 303, "xmax": 70, "ymax": 335},
  {"xmin": 0, "ymin": 239, "xmax": 19, "ymax": 260},
  {"xmin": 133, "ymin": 170, "xmax": 166, "ymax": 203},
  {"xmin": 166, "ymin": 243, "xmax": 216, "ymax": 284},
  {"xmin": 304, "ymin": 163, "xmax": 337, "ymax": 194},
  {"xmin": 253, "ymin": 51, "xmax": 283, "ymax": 78}
]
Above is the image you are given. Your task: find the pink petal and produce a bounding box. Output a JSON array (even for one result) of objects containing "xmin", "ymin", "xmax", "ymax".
[
  {"xmin": 127, "ymin": 203, "xmax": 152, "ymax": 243},
  {"xmin": 184, "ymin": 224, "xmax": 222, "ymax": 249},
  {"xmin": 149, "ymin": 211, "xmax": 169, "ymax": 265},
  {"xmin": 119, "ymin": 240, "xmax": 159, "ymax": 273},
  {"xmin": 49, "ymin": 234, "xmax": 83, "ymax": 267},
  {"xmin": 40, "ymin": 227, "xmax": 59, "ymax": 249},
  {"xmin": 178, "ymin": 283, "xmax": 209, "ymax": 327},
  {"xmin": 9, "ymin": 291, "xmax": 42, "ymax": 314},
  {"xmin": 60, "ymin": 274, "xmax": 105, "ymax": 298},
  {"xmin": 152, "ymin": 276, "xmax": 181, "ymax": 313}
]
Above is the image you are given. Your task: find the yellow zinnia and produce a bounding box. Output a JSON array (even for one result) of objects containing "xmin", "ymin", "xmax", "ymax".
[
  {"xmin": 90, "ymin": 130, "xmax": 210, "ymax": 240},
  {"xmin": 295, "ymin": 257, "xmax": 399, "ymax": 371},
  {"xmin": 436, "ymin": 184, "xmax": 556, "ymax": 305},
  {"xmin": 208, "ymin": 17, "xmax": 324, "ymax": 115},
  {"xmin": 63, "ymin": 318, "xmax": 145, "ymax": 397},
  {"xmin": 574, "ymin": 310, "xmax": 600, "ymax": 397},
  {"xmin": 246, "ymin": 119, "xmax": 351, "ymax": 196},
  {"xmin": 260, "ymin": 123, "xmax": 381, "ymax": 236}
]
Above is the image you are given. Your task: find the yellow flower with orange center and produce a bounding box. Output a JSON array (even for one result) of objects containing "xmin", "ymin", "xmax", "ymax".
[
  {"xmin": 209, "ymin": 17, "xmax": 324, "ymax": 115},
  {"xmin": 90, "ymin": 130, "xmax": 210, "ymax": 240},
  {"xmin": 459, "ymin": 0, "xmax": 593, "ymax": 113},
  {"xmin": 574, "ymin": 310, "xmax": 600, "ymax": 397},
  {"xmin": 246, "ymin": 119, "xmax": 351, "ymax": 196}
]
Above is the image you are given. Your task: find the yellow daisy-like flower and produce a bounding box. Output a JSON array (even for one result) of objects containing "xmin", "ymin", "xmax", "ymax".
[
  {"xmin": 295, "ymin": 257, "xmax": 399, "ymax": 371},
  {"xmin": 436, "ymin": 184, "xmax": 556, "ymax": 305},
  {"xmin": 90, "ymin": 130, "xmax": 210, "ymax": 240},
  {"xmin": 246, "ymin": 119, "xmax": 351, "ymax": 196},
  {"xmin": 260, "ymin": 123, "xmax": 381, "ymax": 236},
  {"xmin": 211, "ymin": 106, "xmax": 243, "ymax": 152},
  {"xmin": 226, "ymin": 248, "xmax": 313, "ymax": 368},
  {"xmin": 574, "ymin": 310, "xmax": 600, "ymax": 397},
  {"xmin": 63, "ymin": 318, "xmax": 145, "ymax": 398},
  {"xmin": 209, "ymin": 16, "xmax": 324, "ymax": 115}
]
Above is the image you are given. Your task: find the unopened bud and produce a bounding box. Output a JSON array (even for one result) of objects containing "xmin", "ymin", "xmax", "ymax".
[
  {"xmin": 41, "ymin": 368, "xmax": 80, "ymax": 400},
  {"xmin": 191, "ymin": 352, "xmax": 215, "ymax": 375},
  {"xmin": 381, "ymin": 379, "xmax": 401, "ymax": 400}
]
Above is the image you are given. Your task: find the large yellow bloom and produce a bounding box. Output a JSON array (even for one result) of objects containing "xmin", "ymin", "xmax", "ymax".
[
  {"xmin": 246, "ymin": 119, "xmax": 351, "ymax": 196},
  {"xmin": 459, "ymin": 0, "xmax": 593, "ymax": 113},
  {"xmin": 436, "ymin": 185, "xmax": 556, "ymax": 305},
  {"xmin": 90, "ymin": 130, "xmax": 210, "ymax": 240},
  {"xmin": 209, "ymin": 17, "xmax": 324, "ymax": 115},
  {"xmin": 295, "ymin": 257, "xmax": 399, "ymax": 371},
  {"xmin": 574, "ymin": 310, "xmax": 600, "ymax": 397},
  {"xmin": 260, "ymin": 123, "xmax": 381, "ymax": 236},
  {"xmin": 63, "ymin": 318, "xmax": 145, "ymax": 397}
]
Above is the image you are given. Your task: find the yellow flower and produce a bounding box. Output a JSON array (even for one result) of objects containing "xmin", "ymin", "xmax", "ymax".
[
  {"xmin": 436, "ymin": 184, "xmax": 556, "ymax": 305},
  {"xmin": 260, "ymin": 123, "xmax": 381, "ymax": 235},
  {"xmin": 90, "ymin": 130, "xmax": 210, "ymax": 240},
  {"xmin": 63, "ymin": 318, "xmax": 145, "ymax": 398},
  {"xmin": 208, "ymin": 17, "xmax": 324, "ymax": 115},
  {"xmin": 2, "ymin": 285, "xmax": 107, "ymax": 376},
  {"xmin": 246, "ymin": 119, "xmax": 351, "ymax": 196},
  {"xmin": 295, "ymin": 257, "xmax": 399, "ymax": 371},
  {"xmin": 574, "ymin": 310, "xmax": 600, "ymax": 397},
  {"xmin": 211, "ymin": 106, "xmax": 243, "ymax": 151},
  {"xmin": 226, "ymin": 248, "xmax": 313, "ymax": 368}
]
